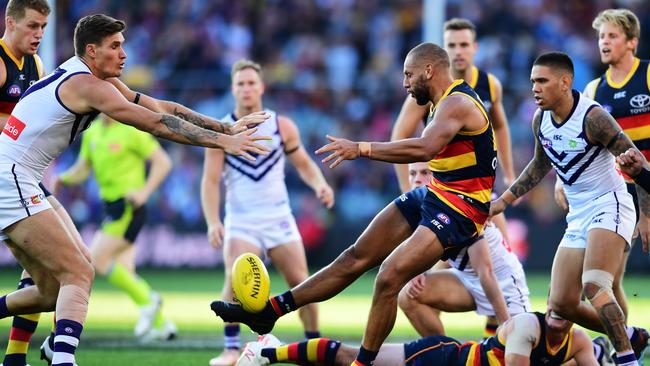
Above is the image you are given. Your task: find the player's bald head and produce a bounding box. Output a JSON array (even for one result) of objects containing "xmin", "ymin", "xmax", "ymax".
[{"xmin": 405, "ymin": 43, "xmax": 450, "ymax": 71}]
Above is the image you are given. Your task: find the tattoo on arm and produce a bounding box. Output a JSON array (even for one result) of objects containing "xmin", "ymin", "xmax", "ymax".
[
  {"xmin": 160, "ymin": 114, "xmax": 220, "ymax": 146},
  {"xmin": 508, "ymin": 111, "xmax": 553, "ymax": 198},
  {"xmin": 585, "ymin": 107, "xmax": 650, "ymax": 216},
  {"xmin": 172, "ymin": 107, "xmax": 230, "ymax": 134},
  {"xmin": 597, "ymin": 302, "xmax": 630, "ymax": 352}
]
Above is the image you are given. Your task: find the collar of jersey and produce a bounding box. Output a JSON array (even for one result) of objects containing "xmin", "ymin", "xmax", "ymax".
[{"xmin": 606, "ymin": 57, "xmax": 639, "ymax": 89}]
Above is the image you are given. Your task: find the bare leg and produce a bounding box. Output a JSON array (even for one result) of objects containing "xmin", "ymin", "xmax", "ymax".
[
  {"xmin": 292, "ymin": 203, "xmax": 412, "ymax": 307},
  {"xmin": 398, "ymin": 270, "xmax": 475, "ymax": 336},
  {"xmin": 612, "ymin": 251, "xmax": 629, "ymax": 320},
  {"xmin": 361, "ymin": 225, "xmax": 444, "ymax": 352},
  {"xmin": 549, "ymin": 247, "xmax": 606, "ymax": 332},
  {"xmin": 268, "ymin": 240, "xmax": 318, "ymax": 332},
  {"xmin": 583, "ymin": 229, "xmax": 632, "ymax": 354}
]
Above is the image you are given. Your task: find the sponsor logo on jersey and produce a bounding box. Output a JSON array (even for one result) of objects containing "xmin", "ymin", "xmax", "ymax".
[
  {"xmin": 430, "ymin": 218, "xmax": 444, "ymax": 230},
  {"xmin": 630, "ymin": 94, "xmax": 650, "ymax": 108},
  {"xmin": 541, "ymin": 137, "xmax": 552, "ymax": 149},
  {"xmin": 602, "ymin": 104, "xmax": 613, "ymax": 113},
  {"xmin": 2, "ymin": 115, "xmax": 26, "ymax": 141},
  {"xmin": 436, "ymin": 212, "xmax": 451, "ymax": 225},
  {"xmin": 7, "ymin": 84, "xmax": 21, "ymax": 97},
  {"xmin": 20, "ymin": 193, "xmax": 45, "ymax": 207},
  {"xmin": 613, "ymin": 91, "xmax": 626, "ymax": 99},
  {"xmin": 18, "ymin": 74, "xmax": 25, "ymax": 81}
]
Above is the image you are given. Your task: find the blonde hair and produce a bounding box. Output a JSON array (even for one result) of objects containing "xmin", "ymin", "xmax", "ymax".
[
  {"xmin": 443, "ymin": 18, "xmax": 477, "ymax": 40},
  {"xmin": 592, "ymin": 9, "xmax": 640, "ymax": 41},
  {"xmin": 231, "ymin": 59, "xmax": 263, "ymax": 79}
]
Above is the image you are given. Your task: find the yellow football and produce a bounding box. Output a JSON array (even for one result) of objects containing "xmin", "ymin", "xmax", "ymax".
[{"xmin": 231, "ymin": 253, "xmax": 271, "ymax": 313}]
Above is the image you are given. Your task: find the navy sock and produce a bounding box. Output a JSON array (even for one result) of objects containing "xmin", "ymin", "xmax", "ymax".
[
  {"xmin": 353, "ymin": 345, "xmax": 378, "ymax": 366},
  {"xmin": 0, "ymin": 296, "xmax": 11, "ymax": 319},
  {"xmin": 305, "ymin": 331, "xmax": 320, "ymax": 339},
  {"xmin": 269, "ymin": 291, "xmax": 297, "ymax": 316}
]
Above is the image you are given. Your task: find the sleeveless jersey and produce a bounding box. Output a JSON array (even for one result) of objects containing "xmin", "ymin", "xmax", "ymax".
[
  {"xmin": 539, "ymin": 90, "xmax": 624, "ymax": 206},
  {"xmin": 467, "ymin": 312, "xmax": 572, "ymax": 365},
  {"xmin": 426, "ymin": 80, "xmax": 496, "ymax": 228},
  {"xmin": 221, "ymin": 109, "xmax": 291, "ymax": 219},
  {"xmin": 425, "ymin": 66, "xmax": 496, "ymax": 125},
  {"xmin": 447, "ymin": 224, "xmax": 521, "ymax": 278},
  {"xmin": 592, "ymin": 58, "xmax": 650, "ymax": 181},
  {"xmin": 469, "ymin": 66, "xmax": 496, "ymax": 114},
  {"xmin": 0, "ymin": 39, "xmax": 42, "ymax": 117},
  {"xmin": 0, "ymin": 56, "xmax": 99, "ymax": 181}
]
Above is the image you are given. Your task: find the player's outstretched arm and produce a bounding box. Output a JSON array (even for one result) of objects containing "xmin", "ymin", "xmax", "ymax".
[
  {"xmin": 108, "ymin": 78, "xmax": 269, "ymax": 135},
  {"xmin": 491, "ymin": 110, "xmax": 552, "ymax": 217},
  {"xmin": 390, "ymin": 97, "xmax": 430, "ymax": 193},
  {"xmin": 72, "ymin": 76, "xmax": 270, "ymax": 160},
  {"xmin": 584, "ymin": 106, "xmax": 650, "ymax": 251},
  {"xmin": 316, "ymin": 95, "xmax": 470, "ymax": 168},
  {"xmin": 281, "ymin": 116, "xmax": 334, "ymax": 208}
]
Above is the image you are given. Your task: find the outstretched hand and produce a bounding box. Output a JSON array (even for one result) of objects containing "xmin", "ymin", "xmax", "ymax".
[
  {"xmin": 224, "ymin": 128, "xmax": 272, "ymax": 161},
  {"xmin": 315, "ymin": 135, "xmax": 360, "ymax": 169},
  {"xmin": 230, "ymin": 111, "xmax": 272, "ymax": 134}
]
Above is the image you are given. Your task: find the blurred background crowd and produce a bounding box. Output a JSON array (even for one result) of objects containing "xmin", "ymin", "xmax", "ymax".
[{"xmin": 3, "ymin": 0, "xmax": 650, "ymax": 269}]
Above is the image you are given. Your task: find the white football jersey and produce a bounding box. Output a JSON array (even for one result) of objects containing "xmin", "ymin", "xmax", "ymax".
[
  {"xmin": 539, "ymin": 91, "xmax": 625, "ymax": 207},
  {"xmin": 221, "ymin": 109, "xmax": 291, "ymax": 221},
  {"xmin": 447, "ymin": 224, "xmax": 522, "ymax": 278},
  {"xmin": 0, "ymin": 57, "xmax": 99, "ymax": 181}
]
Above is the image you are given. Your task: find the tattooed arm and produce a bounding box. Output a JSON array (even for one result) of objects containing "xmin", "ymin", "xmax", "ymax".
[
  {"xmin": 107, "ymin": 78, "xmax": 269, "ymax": 134},
  {"xmin": 490, "ymin": 110, "xmax": 552, "ymax": 216},
  {"xmin": 584, "ymin": 106, "xmax": 650, "ymax": 250}
]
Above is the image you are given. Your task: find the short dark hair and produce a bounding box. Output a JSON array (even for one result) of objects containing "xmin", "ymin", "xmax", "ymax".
[
  {"xmin": 73, "ymin": 14, "xmax": 126, "ymax": 56},
  {"xmin": 407, "ymin": 42, "xmax": 450, "ymax": 70},
  {"xmin": 5, "ymin": 0, "xmax": 51, "ymax": 20},
  {"xmin": 533, "ymin": 51, "xmax": 574, "ymax": 77},
  {"xmin": 443, "ymin": 18, "xmax": 477, "ymax": 39}
]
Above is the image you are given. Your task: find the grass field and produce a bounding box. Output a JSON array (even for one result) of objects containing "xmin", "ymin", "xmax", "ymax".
[{"xmin": 0, "ymin": 268, "xmax": 648, "ymax": 365}]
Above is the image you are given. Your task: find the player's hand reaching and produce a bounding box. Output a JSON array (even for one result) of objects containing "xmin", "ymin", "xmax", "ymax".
[
  {"xmin": 125, "ymin": 189, "xmax": 148, "ymax": 209},
  {"xmin": 315, "ymin": 183, "xmax": 335, "ymax": 209},
  {"xmin": 315, "ymin": 135, "xmax": 360, "ymax": 168},
  {"xmin": 207, "ymin": 221, "xmax": 225, "ymax": 249},
  {"xmin": 404, "ymin": 273, "xmax": 426, "ymax": 299},
  {"xmin": 230, "ymin": 111, "xmax": 271, "ymax": 134},
  {"xmin": 223, "ymin": 128, "xmax": 272, "ymax": 161},
  {"xmin": 489, "ymin": 196, "xmax": 508, "ymax": 219},
  {"xmin": 616, "ymin": 148, "xmax": 644, "ymax": 177}
]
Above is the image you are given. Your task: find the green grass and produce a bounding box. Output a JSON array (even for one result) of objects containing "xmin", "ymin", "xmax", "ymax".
[{"xmin": 0, "ymin": 269, "xmax": 647, "ymax": 365}]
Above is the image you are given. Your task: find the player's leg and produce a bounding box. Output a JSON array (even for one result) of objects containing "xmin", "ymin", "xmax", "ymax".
[
  {"xmin": 583, "ymin": 228, "xmax": 636, "ymax": 363},
  {"xmin": 398, "ymin": 269, "xmax": 476, "ymax": 336},
  {"xmin": 211, "ymin": 202, "xmax": 413, "ymax": 334},
  {"xmin": 613, "ymin": 250, "xmax": 629, "ymax": 319},
  {"xmin": 549, "ymin": 247, "xmax": 606, "ymax": 331},
  {"xmin": 356, "ymin": 225, "xmax": 446, "ymax": 365},
  {"xmin": 4, "ymin": 209, "xmax": 94, "ymax": 366},
  {"xmin": 211, "ymin": 236, "xmax": 263, "ymax": 366},
  {"xmin": 267, "ymin": 239, "xmax": 319, "ymax": 338}
]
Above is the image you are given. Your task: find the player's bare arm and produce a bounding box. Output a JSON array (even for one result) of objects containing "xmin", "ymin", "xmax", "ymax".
[
  {"xmin": 390, "ymin": 97, "xmax": 430, "ymax": 192},
  {"xmin": 584, "ymin": 106, "xmax": 650, "ymax": 251},
  {"xmin": 468, "ymin": 239, "xmax": 510, "ymax": 324},
  {"xmin": 570, "ymin": 330, "xmax": 600, "ymax": 366},
  {"xmin": 281, "ymin": 115, "xmax": 334, "ymax": 208},
  {"xmin": 490, "ymin": 76, "xmax": 516, "ymax": 185},
  {"xmin": 200, "ymin": 148, "xmax": 226, "ymax": 249},
  {"xmin": 62, "ymin": 75, "xmax": 270, "ymax": 159},
  {"xmin": 316, "ymin": 94, "xmax": 479, "ymax": 167},
  {"xmin": 491, "ymin": 110, "xmax": 552, "ymax": 216},
  {"xmin": 108, "ymin": 77, "xmax": 269, "ymax": 135}
]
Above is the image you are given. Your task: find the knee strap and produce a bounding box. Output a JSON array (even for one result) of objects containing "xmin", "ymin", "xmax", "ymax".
[{"xmin": 582, "ymin": 269, "xmax": 614, "ymax": 302}]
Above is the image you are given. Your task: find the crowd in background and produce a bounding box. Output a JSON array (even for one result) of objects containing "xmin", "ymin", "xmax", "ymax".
[{"xmin": 3, "ymin": 0, "xmax": 650, "ymax": 268}]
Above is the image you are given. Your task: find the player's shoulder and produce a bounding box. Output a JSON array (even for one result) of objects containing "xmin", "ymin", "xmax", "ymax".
[{"xmin": 583, "ymin": 78, "xmax": 602, "ymax": 99}]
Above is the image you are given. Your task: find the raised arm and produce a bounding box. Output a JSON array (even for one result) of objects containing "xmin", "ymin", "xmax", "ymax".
[
  {"xmin": 281, "ymin": 116, "xmax": 334, "ymax": 209},
  {"xmin": 316, "ymin": 94, "xmax": 478, "ymax": 168},
  {"xmin": 490, "ymin": 76, "xmax": 515, "ymax": 186},
  {"xmin": 491, "ymin": 110, "xmax": 552, "ymax": 216},
  {"xmin": 391, "ymin": 97, "xmax": 430, "ymax": 192},
  {"xmin": 108, "ymin": 78, "xmax": 269, "ymax": 134},
  {"xmin": 583, "ymin": 106, "xmax": 650, "ymax": 251}
]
